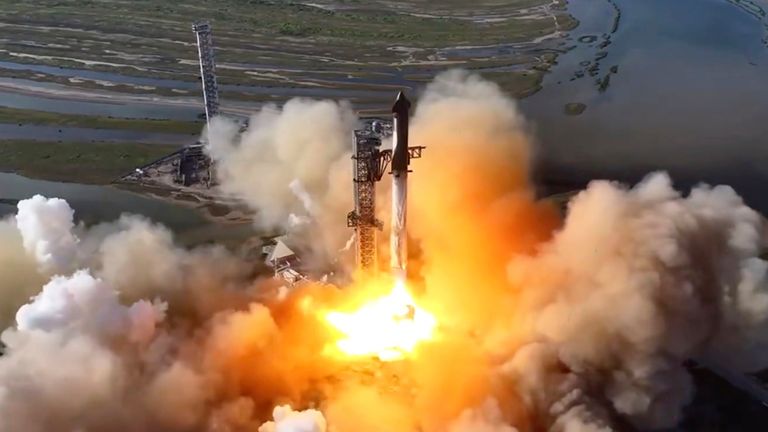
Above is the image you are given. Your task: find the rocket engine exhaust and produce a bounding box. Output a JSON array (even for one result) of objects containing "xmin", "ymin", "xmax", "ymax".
[{"xmin": 390, "ymin": 91, "xmax": 411, "ymax": 281}]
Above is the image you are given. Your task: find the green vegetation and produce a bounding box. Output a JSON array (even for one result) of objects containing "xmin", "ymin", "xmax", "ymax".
[
  {"xmin": 0, "ymin": 68, "xmax": 197, "ymax": 97},
  {"xmin": 564, "ymin": 102, "xmax": 587, "ymax": 116},
  {"xmin": 0, "ymin": 140, "xmax": 179, "ymax": 184},
  {"xmin": 480, "ymin": 70, "xmax": 545, "ymax": 98},
  {"xmin": 597, "ymin": 74, "xmax": 612, "ymax": 92},
  {"xmin": 0, "ymin": 107, "xmax": 203, "ymax": 134},
  {"xmin": 0, "ymin": 0, "xmax": 575, "ymax": 101},
  {"xmin": 545, "ymin": 190, "xmax": 580, "ymax": 216}
]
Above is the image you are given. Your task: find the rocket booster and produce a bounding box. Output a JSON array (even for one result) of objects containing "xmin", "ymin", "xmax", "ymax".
[{"xmin": 391, "ymin": 91, "xmax": 411, "ymax": 280}]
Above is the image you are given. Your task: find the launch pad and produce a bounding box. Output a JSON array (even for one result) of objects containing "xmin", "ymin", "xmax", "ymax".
[{"xmin": 117, "ymin": 21, "xmax": 220, "ymax": 191}]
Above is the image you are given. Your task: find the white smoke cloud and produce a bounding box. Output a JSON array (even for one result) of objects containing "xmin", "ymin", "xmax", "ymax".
[
  {"xmin": 15, "ymin": 195, "xmax": 79, "ymax": 274},
  {"xmin": 551, "ymin": 406, "xmax": 616, "ymax": 432},
  {"xmin": 289, "ymin": 179, "xmax": 316, "ymax": 217},
  {"xmin": 710, "ymin": 257, "xmax": 768, "ymax": 369},
  {"xmin": 447, "ymin": 399, "xmax": 518, "ymax": 432},
  {"xmin": 142, "ymin": 362, "xmax": 208, "ymax": 430},
  {"xmin": 258, "ymin": 405, "xmax": 327, "ymax": 432},
  {"xmin": 0, "ymin": 199, "xmax": 265, "ymax": 432},
  {"xmin": 16, "ymin": 269, "xmax": 164, "ymax": 345},
  {"xmin": 0, "ymin": 196, "xmax": 275, "ymax": 432},
  {"xmin": 206, "ymin": 100, "xmax": 355, "ymax": 230},
  {"xmin": 205, "ymin": 99, "xmax": 357, "ymax": 269},
  {"xmin": 0, "ymin": 217, "xmax": 45, "ymax": 330},
  {"xmin": 94, "ymin": 215, "xmax": 184, "ymax": 299},
  {"xmin": 0, "ymin": 329, "xmax": 129, "ymax": 432}
]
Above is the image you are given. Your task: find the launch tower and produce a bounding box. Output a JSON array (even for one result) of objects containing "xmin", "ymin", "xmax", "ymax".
[{"xmin": 347, "ymin": 129, "xmax": 390, "ymax": 272}]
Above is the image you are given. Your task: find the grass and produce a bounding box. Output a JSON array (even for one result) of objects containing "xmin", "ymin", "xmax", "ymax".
[
  {"xmin": 564, "ymin": 102, "xmax": 587, "ymax": 116},
  {"xmin": 545, "ymin": 190, "xmax": 580, "ymax": 216},
  {"xmin": 0, "ymin": 0, "xmax": 575, "ymax": 101},
  {"xmin": 0, "ymin": 107, "xmax": 203, "ymax": 134},
  {"xmin": 0, "ymin": 140, "xmax": 180, "ymax": 184},
  {"xmin": 479, "ymin": 70, "xmax": 545, "ymax": 98},
  {"xmin": 0, "ymin": 67, "xmax": 198, "ymax": 97},
  {"xmin": 0, "ymin": 1, "xmax": 566, "ymax": 56},
  {"xmin": 1, "ymin": 0, "xmax": 561, "ymax": 47}
]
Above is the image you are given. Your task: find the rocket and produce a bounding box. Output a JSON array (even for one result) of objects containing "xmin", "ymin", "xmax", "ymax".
[{"xmin": 390, "ymin": 91, "xmax": 411, "ymax": 281}]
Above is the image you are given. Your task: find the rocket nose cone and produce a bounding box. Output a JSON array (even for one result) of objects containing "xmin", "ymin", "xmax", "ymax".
[{"xmin": 392, "ymin": 91, "xmax": 411, "ymax": 113}]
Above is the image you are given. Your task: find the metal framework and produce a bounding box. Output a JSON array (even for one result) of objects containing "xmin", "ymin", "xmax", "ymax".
[
  {"xmin": 175, "ymin": 20, "xmax": 220, "ymax": 188},
  {"xmin": 396, "ymin": 146, "xmax": 425, "ymax": 167},
  {"xmin": 192, "ymin": 21, "xmax": 220, "ymax": 125},
  {"xmin": 347, "ymin": 130, "xmax": 389, "ymax": 272}
]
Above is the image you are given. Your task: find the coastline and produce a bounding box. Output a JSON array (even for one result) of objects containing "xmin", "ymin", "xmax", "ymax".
[{"xmin": 113, "ymin": 181, "xmax": 254, "ymax": 225}]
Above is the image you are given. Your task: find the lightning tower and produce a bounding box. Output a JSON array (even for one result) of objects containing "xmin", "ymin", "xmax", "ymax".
[
  {"xmin": 192, "ymin": 21, "xmax": 220, "ymax": 125},
  {"xmin": 175, "ymin": 21, "xmax": 219, "ymax": 187}
]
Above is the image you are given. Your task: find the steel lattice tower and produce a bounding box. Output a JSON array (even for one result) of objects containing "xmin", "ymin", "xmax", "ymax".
[
  {"xmin": 192, "ymin": 21, "xmax": 220, "ymax": 126},
  {"xmin": 347, "ymin": 130, "xmax": 389, "ymax": 272}
]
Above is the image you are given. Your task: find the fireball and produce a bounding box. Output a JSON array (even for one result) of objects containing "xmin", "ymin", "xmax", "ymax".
[{"xmin": 325, "ymin": 279, "xmax": 436, "ymax": 361}]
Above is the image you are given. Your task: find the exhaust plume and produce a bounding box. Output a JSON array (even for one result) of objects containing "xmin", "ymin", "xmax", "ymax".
[{"xmin": 0, "ymin": 71, "xmax": 767, "ymax": 432}]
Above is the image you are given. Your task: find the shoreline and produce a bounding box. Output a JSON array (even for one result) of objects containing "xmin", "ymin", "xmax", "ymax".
[
  {"xmin": 113, "ymin": 181, "xmax": 254, "ymax": 226},
  {"xmin": 0, "ymin": 167, "xmax": 253, "ymax": 227}
]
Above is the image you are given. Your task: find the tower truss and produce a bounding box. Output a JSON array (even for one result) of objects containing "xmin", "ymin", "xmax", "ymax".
[
  {"xmin": 347, "ymin": 130, "xmax": 390, "ymax": 272},
  {"xmin": 192, "ymin": 21, "xmax": 220, "ymax": 126}
]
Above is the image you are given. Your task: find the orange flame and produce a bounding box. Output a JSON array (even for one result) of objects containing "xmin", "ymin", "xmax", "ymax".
[{"xmin": 324, "ymin": 279, "xmax": 436, "ymax": 361}]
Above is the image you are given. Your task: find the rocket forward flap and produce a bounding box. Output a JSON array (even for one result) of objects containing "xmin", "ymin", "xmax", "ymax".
[{"xmin": 392, "ymin": 91, "xmax": 411, "ymax": 114}]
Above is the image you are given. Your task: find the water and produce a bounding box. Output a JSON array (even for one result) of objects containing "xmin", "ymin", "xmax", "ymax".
[
  {"xmin": 0, "ymin": 62, "xmax": 393, "ymax": 115},
  {"xmin": 0, "ymin": 124, "xmax": 194, "ymax": 144},
  {"xmin": 0, "ymin": 173, "xmax": 256, "ymax": 245},
  {"xmin": 0, "ymin": 60, "xmax": 404, "ymax": 93},
  {"xmin": 0, "ymin": 60, "xmax": 203, "ymax": 90},
  {"xmin": 0, "ymin": 89, "xmax": 201, "ymax": 120},
  {"xmin": 0, "ymin": 75, "xmax": 389, "ymax": 120},
  {"xmin": 521, "ymin": 0, "xmax": 768, "ymax": 212}
]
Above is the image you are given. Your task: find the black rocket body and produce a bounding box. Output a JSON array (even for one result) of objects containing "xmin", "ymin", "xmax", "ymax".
[
  {"xmin": 390, "ymin": 91, "xmax": 411, "ymax": 280},
  {"xmin": 391, "ymin": 91, "xmax": 411, "ymax": 174}
]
